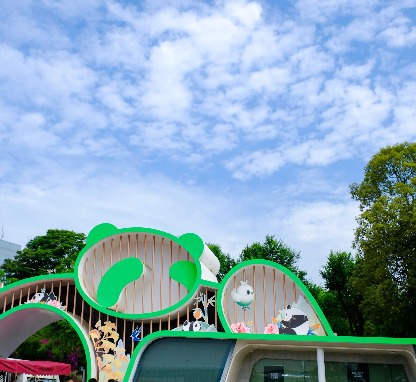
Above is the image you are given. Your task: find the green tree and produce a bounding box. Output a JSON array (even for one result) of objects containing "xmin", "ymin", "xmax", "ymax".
[
  {"xmin": 12, "ymin": 321, "xmax": 86, "ymax": 369},
  {"xmin": 320, "ymin": 251, "xmax": 363, "ymax": 335},
  {"xmin": 0, "ymin": 229, "xmax": 86, "ymax": 280},
  {"xmin": 239, "ymin": 235, "xmax": 307, "ymax": 281},
  {"xmin": 310, "ymin": 284, "xmax": 351, "ymax": 336},
  {"xmin": 207, "ymin": 243, "xmax": 237, "ymax": 282},
  {"xmin": 350, "ymin": 142, "xmax": 416, "ymax": 337}
]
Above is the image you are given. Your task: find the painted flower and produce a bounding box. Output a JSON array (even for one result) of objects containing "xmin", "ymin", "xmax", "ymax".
[
  {"xmin": 264, "ymin": 324, "xmax": 279, "ymax": 334},
  {"xmin": 48, "ymin": 300, "xmax": 63, "ymax": 309},
  {"xmin": 231, "ymin": 322, "xmax": 251, "ymax": 333}
]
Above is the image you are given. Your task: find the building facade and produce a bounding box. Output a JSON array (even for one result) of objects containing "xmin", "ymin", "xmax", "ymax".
[{"xmin": 0, "ymin": 239, "xmax": 21, "ymax": 264}]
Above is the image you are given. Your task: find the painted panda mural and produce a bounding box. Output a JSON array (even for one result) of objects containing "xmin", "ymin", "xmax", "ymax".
[{"xmin": 280, "ymin": 305, "xmax": 310, "ymax": 335}]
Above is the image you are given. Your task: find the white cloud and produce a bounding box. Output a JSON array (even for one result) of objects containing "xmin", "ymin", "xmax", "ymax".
[{"xmin": 1, "ymin": 0, "xmax": 416, "ymax": 284}]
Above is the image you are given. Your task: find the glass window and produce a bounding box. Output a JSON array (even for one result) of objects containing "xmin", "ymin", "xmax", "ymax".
[
  {"xmin": 325, "ymin": 361, "xmax": 347, "ymax": 382},
  {"xmin": 325, "ymin": 362, "xmax": 409, "ymax": 382},
  {"xmin": 250, "ymin": 359, "xmax": 409, "ymax": 382},
  {"xmin": 132, "ymin": 338, "xmax": 235, "ymax": 382},
  {"xmin": 249, "ymin": 359, "xmax": 319, "ymax": 382}
]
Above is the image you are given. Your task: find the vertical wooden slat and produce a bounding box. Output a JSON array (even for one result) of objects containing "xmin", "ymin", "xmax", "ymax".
[
  {"xmin": 293, "ymin": 282, "xmax": 297, "ymax": 302},
  {"xmin": 263, "ymin": 266, "xmax": 266, "ymax": 329},
  {"xmin": 72, "ymin": 287, "xmax": 77, "ymax": 317},
  {"xmin": 89, "ymin": 305, "xmax": 92, "ymax": 330},
  {"xmin": 177, "ymin": 311, "xmax": 180, "ymax": 327},
  {"xmin": 273, "ymin": 268, "xmax": 277, "ymax": 318},
  {"xmin": 141, "ymin": 320, "xmax": 144, "ymax": 339},
  {"xmin": 283, "ymin": 274, "xmax": 286, "ymax": 308},
  {"xmin": 26, "ymin": 285, "xmax": 30, "ymax": 302},
  {"xmin": 243, "ymin": 268, "xmax": 247, "ymax": 323},
  {"xmin": 114, "ymin": 237, "xmax": 121, "ymax": 314},
  {"xmin": 19, "ymin": 288, "xmax": 23, "ymax": 305},
  {"xmin": 110, "ymin": 238, "xmax": 114, "ymax": 267},
  {"xmin": 178, "ymin": 246, "xmax": 181, "ymax": 300},
  {"xmin": 58, "ymin": 281, "xmax": 62, "ymax": 302},
  {"xmin": 131, "ymin": 320, "xmax": 135, "ymax": 350},
  {"xmin": 186, "ymin": 304, "xmax": 190, "ymax": 321},
  {"xmin": 101, "ymin": 242, "xmax": 105, "ymax": 278},
  {"xmin": 142, "ymin": 235, "xmax": 147, "ymax": 313},
  {"xmin": 81, "ymin": 298, "xmax": 85, "ymax": 325},
  {"xmin": 133, "ymin": 234, "xmax": 138, "ymax": 314},
  {"xmin": 3, "ymin": 293, "xmax": 7, "ymax": 313},
  {"xmin": 160, "ymin": 238, "xmax": 164, "ymax": 310},
  {"xmin": 233, "ymin": 275, "xmax": 237, "ymax": 323},
  {"xmin": 149, "ymin": 319, "xmax": 153, "ymax": 334},
  {"xmin": 224, "ymin": 289, "xmax": 229, "ymax": 327},
  {"xmin": 11, "ymin": 291, "xmax": 15, "ymax": 309},
  {"xmin": 169, "ymin": 241, "xmax": 172, "ymax": 307},
  {"xmin": 126, "ymin": 234, "xmax": 130, "ymax": 312},
  {"xmin": 123, "ymin": 319, "xmax": 126, "ymax": 349},
  {"xmin": 92, "ymin": 248, "xmax": 97, "ymax": 294},
  {"xmin": 151, "ymin": 236, "xmax": 155, "ymax": 312},
  {"xmin": 83, "ymin": 257, "xmax": 88, "ymax": 286},
  {"xmin": 119, "ymin": 235, "xmax": 122, "ymax": 261},
  {"xmin": 252, "ymin": 266, "xmax": 256, "ymax": 333},
  {"xmin": 66, "ymin": 281, "xmax": 70, "ymax": 309},
  {"xmin": 168, "ymin": 315, "xmax": 171, "ymax": 330}
]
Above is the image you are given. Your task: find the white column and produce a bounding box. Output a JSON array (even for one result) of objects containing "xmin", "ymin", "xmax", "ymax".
[{"xmin": 317, "ymin": 347, "xmax": 326, "ymax": 382}]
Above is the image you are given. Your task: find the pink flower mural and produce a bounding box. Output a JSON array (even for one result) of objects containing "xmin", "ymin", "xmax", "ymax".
[
  {"xmin": 231, "ymin": 322, "xmax": 251, "ymax": 333},
  {"xmin": 264, "ymin": 324, "xmax": 279, "ymax": 334}
]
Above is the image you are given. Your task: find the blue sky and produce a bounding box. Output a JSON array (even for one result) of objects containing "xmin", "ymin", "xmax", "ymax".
[{"xmin": 1, "ymin": 0, "xmax": 415, "ymax": 283}]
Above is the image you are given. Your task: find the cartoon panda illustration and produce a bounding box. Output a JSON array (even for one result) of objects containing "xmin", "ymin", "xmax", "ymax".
[
  {"xmin": 30, "ymin": 292, "xmax": 45, "ymax": 303},
  {"xmin": 182, "ymin": 320, "xmax": 202, "ymax": 332},
  {"xmin": 280, "ymin": 305, "xmax": 310, "ymax": 335},
  {"xmin": 47, "ymin": 291, "xmax": 57, "ymax": 301}
]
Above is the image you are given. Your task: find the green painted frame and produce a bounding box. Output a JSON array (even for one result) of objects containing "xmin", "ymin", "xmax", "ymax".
[
  {"xmin": 73, "ymin": 223, "xmax": 208, "ymax": 319},
  {"xmin": 216, "ymin": 259, "xmax": 335, "ymax": 336}
]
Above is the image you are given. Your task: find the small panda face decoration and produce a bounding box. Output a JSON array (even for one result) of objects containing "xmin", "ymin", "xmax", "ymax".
[
  {"xmin": 283, "ymin": 309, "xmax": 293, "ymax": 321},
  {"xmin": 31, "ymin": 292, "xmax": 44, "ymax": 303},
  {"xmin": 182, "ymin": 320, "xmax": 201, "ymax": 332}
]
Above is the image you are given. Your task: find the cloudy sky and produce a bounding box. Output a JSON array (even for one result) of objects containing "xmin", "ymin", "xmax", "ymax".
[{"xmin": 1, "ymin": 0, "xmax": 415, "ymax": 283}]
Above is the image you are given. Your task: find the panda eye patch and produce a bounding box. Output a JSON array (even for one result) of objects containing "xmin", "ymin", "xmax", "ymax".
[{"xmin": 246, "ymin": 290, "xmax": 250, "ymax": 295}]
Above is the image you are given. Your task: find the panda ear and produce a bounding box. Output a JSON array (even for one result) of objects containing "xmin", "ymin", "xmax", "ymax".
[{"xmin": 287, "ymin": 305, "xmax": 291, "ymax": 309}]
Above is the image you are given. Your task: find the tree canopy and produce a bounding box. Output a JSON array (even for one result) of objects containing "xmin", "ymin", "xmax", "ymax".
[
  {"xmin": 239, "ymin": 235, "xmax": 307, "ymax": 281},
  {"xmin": 0, "ymin": 229, "xmax": 86, "ymax": 282},
  {"xmin": 320, "ymin": 251, "xmax": 363, "ymax": 335},
  {"xmin": 350, "ymin": 142, "xmax": 416, "ymax": 337}
]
